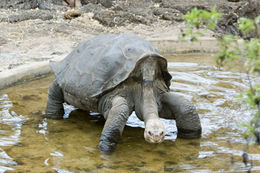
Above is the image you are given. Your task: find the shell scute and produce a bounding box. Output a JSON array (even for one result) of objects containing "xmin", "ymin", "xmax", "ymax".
[{"xmin": 50, "ymin": 33, "xmax": 172, "ymax": 100}]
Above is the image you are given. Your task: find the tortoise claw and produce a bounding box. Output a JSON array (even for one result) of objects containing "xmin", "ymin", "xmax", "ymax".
[{"xmin": 98, "ymin": 140, "xmax": 116, "ymax": 154}]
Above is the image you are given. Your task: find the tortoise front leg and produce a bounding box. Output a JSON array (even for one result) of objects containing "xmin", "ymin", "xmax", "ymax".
[
  {"xmin": 98, "ymin": 96, "xmax": 131, "ymax": 153},
  {"xmin": 160, "ymin": 92, "xmax": 202, "ymax": 139},
  {"xmin": 45, "ymin": 80, "xmax": 65, "ymax": 119}
]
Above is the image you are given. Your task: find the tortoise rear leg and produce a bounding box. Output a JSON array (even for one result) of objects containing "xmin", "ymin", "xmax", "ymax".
[
  {"xmin": 98, "ymin": 96, "xmax": 131, "ymax": 153},
  {"xmin": 45, "ymin": 80, "xmax": 65, "ymax": 119},
  {"xmin": 160, "ymin": 92, "xmax": 201, "ymax": 139}
]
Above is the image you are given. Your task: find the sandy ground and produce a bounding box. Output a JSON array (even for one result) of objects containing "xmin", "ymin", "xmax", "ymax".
[{"xmin": 0, "ymin": 7, "xmax": 218, "ymax": 89}]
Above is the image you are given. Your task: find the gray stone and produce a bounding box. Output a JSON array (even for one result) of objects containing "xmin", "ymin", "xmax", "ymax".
[
  {"xmin": 79, "ymin": 3, "xmax": 104, "ymax": 13},
  {"xmin": 81, "ymin": 0, "xmax": 114, "ymax": 8},
  {"xmin": 0, "ymin": 0, "xmax": 38, "ymax": 9},
  {"xmin": 0, "ymin": 10, "xmax": 53, "ymax": 23},
  {"xmin": 153, "ymin": 8, "xmax": 183, "ymax": 21},
  {"xmin": 93, "ymin": 10, "xmax": 128, "ymax": 26}
]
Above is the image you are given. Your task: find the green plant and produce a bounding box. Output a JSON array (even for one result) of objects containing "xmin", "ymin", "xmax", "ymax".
[
  {"xmin": 180, "ymin": 6, "xmax": 222, "ymax": 41},
  {"xmin": 217, "ymin": 18, "xmax": 260, "ymax": 138},
  {"xmin": 181, "ymin": 7, "xmax": 260, "ymax": 140}
]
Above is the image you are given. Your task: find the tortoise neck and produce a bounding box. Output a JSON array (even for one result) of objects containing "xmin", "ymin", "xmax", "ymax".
[
  {"xmin": 141, "ymin": 58, "xmax": 160, "ymax": 123},
  {"xmin": 142, "ymin": 81, "xmax": 159, "ymax": 123}
]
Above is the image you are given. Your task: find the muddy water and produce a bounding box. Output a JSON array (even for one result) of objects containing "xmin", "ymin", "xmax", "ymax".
[{"xmin": 1, "ymin": 53, "xmax": 260, "ymax": 173}]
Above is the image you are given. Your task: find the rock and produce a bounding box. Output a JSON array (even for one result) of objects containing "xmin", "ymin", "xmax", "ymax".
[
  {"xmin": 129, "ymin": 13, "xmax": 150, "ymax": 25},
  {"xmin": 81, "ymin": 0, "xmax": 99, "ymax": 5},
  {"xmin": 215, "ymin": 0, "xmax": 260, "ymax": 37},
  {"xmin": 153, "ymin": 8, "xmax": 183, "ymax": 21},
  {"xmin": 99, "ymin": 0, "xmax": 113, "ymax": 8},
  {"xmin": 0, "ymin": 0, "xmax": 258, "ymax": 38},
  {"xmin": 41, "ymin": 0, "xmax": 63, "ymax": 6},
  {"xmin": 0, "ymin": 0, "xmax": 75, "ymax": 10},
  {"xmin": 130, "ymin": 8, "xmax": 155, "ymax": 24},
  {"xmin": 84, "ymin": 0, "xmax": 155, "ymax": 26},
  {"xmin": 161, "ymin": 12, "xmax": 182, "ymax": 21},
  {"xmin": 93, "ymin": 7, "xmax": 154, "ymax": 27},
  {"xmin": 93, "ymin": 10, "xmax": 128, "ymax": 26},
  {"xmin": 215, "ymin": 13, "xmax": 240, "ymax": 36},
  {"xmin": 64, "ymin": 10, "xmax": 82, "ymax": 19},
  {"xmin": 38, "ymin": 0, "xmax": 64, "ymax": 10},
  {"xmin": 0, "ymin": 0, "xmax": 38, "ymax": 9},
  {"xmin": 160, "ymin": 0, "xmax": 241, "ymax": 14},
  {"xmin": 234, "ymin": 0, "xmax": 260, "ymax": 19},
  {"xmin": 79, "ymin": 3, "xmax": 104, "ymax": 13},
  {"xmin": 115, "ymin": 0, "xmax": 153, "ymax": 9},
  {"xmin": 81, "ymin": 0, "xmax": 114, "ymax": 8},
  {"xmin": 0, "ymin": 9, "xmax": 53, "ymax": 23}
]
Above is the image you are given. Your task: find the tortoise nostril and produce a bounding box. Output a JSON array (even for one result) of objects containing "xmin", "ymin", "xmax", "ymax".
[
  {"xmin": 148, "ymin": 131, "xmax": 152, "ymax": 136},
  {"xmin": 160, "ymin": 131, "xmax": 164, "ymax": 136}
]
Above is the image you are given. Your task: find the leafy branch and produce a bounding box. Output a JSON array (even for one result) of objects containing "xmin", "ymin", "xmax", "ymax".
[
  {"xmin": 181, "ymin": 7, "xmax": 260, "ymax": 140},
  {"xmin": 180, "ymin": 6, "xmax": 222, "ymax": 41}
]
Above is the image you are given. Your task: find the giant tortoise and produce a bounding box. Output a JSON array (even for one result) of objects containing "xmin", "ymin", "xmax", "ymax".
[{"xmin": 45, "ymin": 33, "xmax": 202, "ymax": 153}]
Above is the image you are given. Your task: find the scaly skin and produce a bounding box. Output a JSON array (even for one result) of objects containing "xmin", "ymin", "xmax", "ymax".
[{"xmin": 141, "ymin": 58, "xmax": 165, "ymax": 143}]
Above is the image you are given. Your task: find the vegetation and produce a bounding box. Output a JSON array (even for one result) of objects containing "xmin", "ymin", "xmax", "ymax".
[
  {"xmin": 180, "ymin": 6, "xmax": 222, "ymax": 41},
  {"xmin": 181, "ymin": 7, "xmax": 260, "ymax": 140}
]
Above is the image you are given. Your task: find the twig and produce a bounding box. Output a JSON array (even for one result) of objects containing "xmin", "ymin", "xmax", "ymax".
[
  {"xmin": 246, "ymin": 70, "xmax": 260, "ymax": 115},
  {"xmin": 254, "ymin": 19, "xmax": 260, "ymax": 39}
]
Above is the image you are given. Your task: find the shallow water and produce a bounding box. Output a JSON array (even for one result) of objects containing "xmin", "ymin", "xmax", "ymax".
[{"xmin": 1, "ymin": 53, "xmax": 260, "ymax": 173}]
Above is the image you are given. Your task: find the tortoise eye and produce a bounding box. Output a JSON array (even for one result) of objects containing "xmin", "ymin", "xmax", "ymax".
[{"xmin": 148, "ymin": 131, "xmax": 152, "ymax": 136}]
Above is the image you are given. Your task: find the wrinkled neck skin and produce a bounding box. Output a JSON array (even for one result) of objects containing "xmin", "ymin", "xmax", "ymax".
[
  {"xmin": 141, "ymin": 58, "xmax": 165, "ymax": 143},
  {"xmin": 142, "ymin": 60, "xmax": 158, "ymax": 121}
]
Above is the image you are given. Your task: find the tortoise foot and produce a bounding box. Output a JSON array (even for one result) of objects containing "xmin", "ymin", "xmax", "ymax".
[
  {"xmin": 98, "ymin": 129, "xmax": 121, "ymax": 153},
  {"xmin": 177, "ymin": 128, "xmax": 202, "ymax": 139},
  {"xmin": 98, "ymin": 140, "xmax": 117, "ymax": 154}
]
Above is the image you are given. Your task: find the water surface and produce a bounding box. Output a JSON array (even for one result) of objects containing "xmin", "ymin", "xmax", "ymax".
[{"xmin": 0, "ymin": 53, "xmax": 260, "ymax": 172}]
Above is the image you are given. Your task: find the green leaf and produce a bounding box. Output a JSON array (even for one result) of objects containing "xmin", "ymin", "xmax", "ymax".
[
  {"xmin": 182, "ymin": 7, "xmax": 222, "ymax": 41},
  {"xmin": 238, "ymin": 18, "xmax": 256, "ymax": 36}
]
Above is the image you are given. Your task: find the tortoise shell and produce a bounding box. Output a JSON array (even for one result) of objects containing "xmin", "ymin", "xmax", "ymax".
[{"xmin": 50, "ymin": 33, "xmax": 172, "ymax": 103}]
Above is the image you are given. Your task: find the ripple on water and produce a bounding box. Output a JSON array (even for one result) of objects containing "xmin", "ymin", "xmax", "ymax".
[
  {"xmin": 53, "ymin": 168, "xmax": 73, "ymax": 173},
  {"xmin": 0, "ymin": 94, "xmax": 28, "ymax": 146},
  {"xmin": 0, "ymin": 148, "xmax": 17, "ymax": 172}
]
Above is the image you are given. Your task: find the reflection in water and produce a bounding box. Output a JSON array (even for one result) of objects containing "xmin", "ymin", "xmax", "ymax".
[
  {"xmin": 0, "ymin": 148, "xmax": 16, "ymax": 172},
  {"xmin": 0, "ymin": 53, "xmax": 260, "ymax": 172},
  {"xmin": 0, "ymin": 94, "xmax": 24, "ymax": 172},
  {"xmin": 0, "ymin": 94, "xmax": 27, "ymax": 146}
]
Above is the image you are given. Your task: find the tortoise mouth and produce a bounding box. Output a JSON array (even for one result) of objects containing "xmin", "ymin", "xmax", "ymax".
[
  {"xmin": 143, "ymin": 118, "xmax": 166, "ymax": 144},
  {"xmin": 144, "ymin": 129, "xmax": 165, "ymax": 144},
  {"xmin": 144, "ymin": 132, "xmax": 165, "ymax": 144}
]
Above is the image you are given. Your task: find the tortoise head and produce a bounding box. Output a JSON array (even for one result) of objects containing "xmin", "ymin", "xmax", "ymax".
[{"xmin": 144, "ymin": 119, "xmax": 165, "ymax": 143}]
